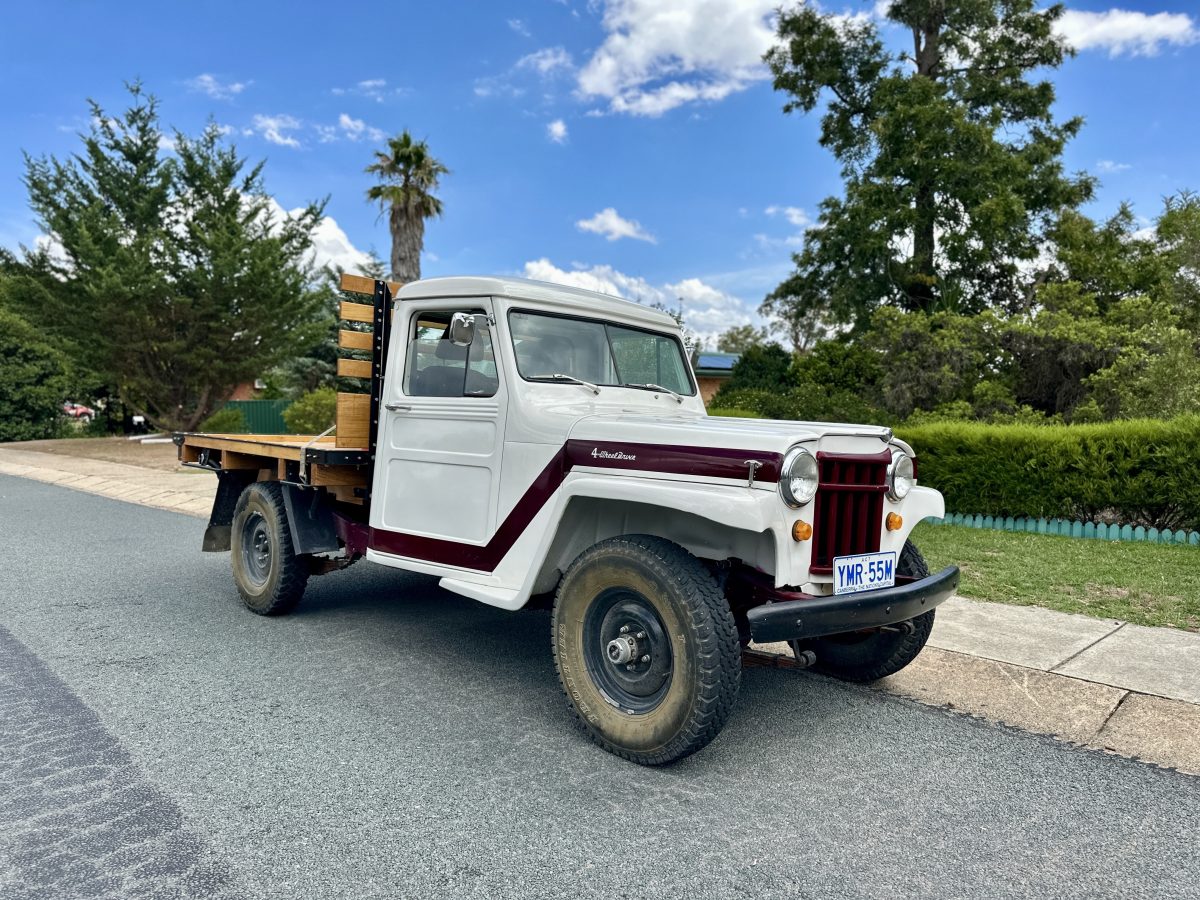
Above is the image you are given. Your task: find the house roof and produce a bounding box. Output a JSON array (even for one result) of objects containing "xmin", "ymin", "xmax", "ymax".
[{"xmin": 694, "ymin": 352, "xmax": 741, "ymax": 376}]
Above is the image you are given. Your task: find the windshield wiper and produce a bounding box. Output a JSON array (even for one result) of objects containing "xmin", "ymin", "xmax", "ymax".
[
  {"xmin": 624, "ymin": 382, "xmax": 684, "ymax": 404},
  {"xmin": 528, "ymin": 373, "xmax": 601, "ymax": 395}
]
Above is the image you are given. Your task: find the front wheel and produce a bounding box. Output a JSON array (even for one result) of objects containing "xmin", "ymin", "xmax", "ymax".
[
  {"xmin": 551, "ymin": 535, "xmax": 741, "ymax": 766},
  {"xmin": 230, "ymin": 482, "xmax": 309, "ymax": 615},
  {"xmin": 793, "ymin": 539, "xmax": 935, "ymax": 682}
]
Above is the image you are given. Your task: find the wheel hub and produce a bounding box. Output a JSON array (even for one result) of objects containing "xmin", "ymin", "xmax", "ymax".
[
  {"xmin": 240, "ymin": 511, "xmax": 273, "ymax": 586},
  {"xmin": 583, "ymin": 591, "xmax": 673, "ymax": 714}
]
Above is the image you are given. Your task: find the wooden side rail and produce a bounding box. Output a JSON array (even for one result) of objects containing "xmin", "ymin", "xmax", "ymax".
[{"xmin": 334, "ymin": 273, "xmax": 402, "ymax": 450}]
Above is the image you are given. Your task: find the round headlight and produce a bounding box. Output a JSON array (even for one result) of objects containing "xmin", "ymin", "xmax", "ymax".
[
  {"xmin": 780, "ymin": 447, "xmax": 819, "ymax": 508},
  {"xmin": 888, "ymin": 451, "xmax": 915, "ymax": 500}
]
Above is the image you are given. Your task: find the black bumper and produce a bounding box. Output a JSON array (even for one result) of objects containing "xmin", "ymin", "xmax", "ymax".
[{"xmin": 743, "ymin": 566, "xmax": 960, "ymax": 643}]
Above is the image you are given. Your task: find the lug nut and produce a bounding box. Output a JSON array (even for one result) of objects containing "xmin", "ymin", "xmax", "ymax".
[
  {"xmin": 626, "ymin": 663, "xmax": 635, "ymax": 671},
  {"xmin": 636, "ymin": 631, "xmax": 646, "ymax": 640},
  {"xmin": 640, "ymin": 654, "xmax": 650, "ymax": 663},
  {"xmin": 619, "ymin": 625, "xmax": 630, "ymax": 634}
]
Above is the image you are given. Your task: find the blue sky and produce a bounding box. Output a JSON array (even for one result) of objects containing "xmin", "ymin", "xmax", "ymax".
[{"xmin": 2, "ymin": 0, "xmax": 1197, "ymax": 345}]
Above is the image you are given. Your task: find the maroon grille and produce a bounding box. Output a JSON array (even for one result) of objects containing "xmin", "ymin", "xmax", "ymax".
[{"xmin": 809, "ymin": 450, "xmax": 891, "ymax": 575}]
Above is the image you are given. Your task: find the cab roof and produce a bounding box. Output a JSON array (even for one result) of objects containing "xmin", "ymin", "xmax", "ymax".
[{"xmin": 396, "ymin": 276, "xmax": 679, "ymax": 331}]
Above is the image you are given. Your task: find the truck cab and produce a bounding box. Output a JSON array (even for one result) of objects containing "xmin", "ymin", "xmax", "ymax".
[{"xmin": 179, "ymin": 275, "xmax": 959, "ymax": 765}]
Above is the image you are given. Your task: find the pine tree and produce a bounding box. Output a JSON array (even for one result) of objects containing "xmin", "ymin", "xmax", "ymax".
[
  {"xmin": 763, "ymin": 0, "xmax": 1094, "ymax": 329},
  {"xmin": 22, "ymin": 83, "xmax": 330, "ymax": 430}
]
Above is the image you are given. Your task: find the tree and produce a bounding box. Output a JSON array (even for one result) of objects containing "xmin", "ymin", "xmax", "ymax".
[
  {"xmin": 723, "ymin": 344, "xmax": 794, "ymax": 392},
  {"xmin": 365, "ymin": 131, "xmax": 448, "ymax": 283},
  {"xmin": 717, "ymin": 323, "xmax": 769, "ymax": 353},
  {"xmin": 0, "ymin": 306, "xmax": 72, "ymax": 441},
  {"xmin": 21, "ymin": 84, "xmax": 330, "ymax": 430},
  {"xmin": 763, "ymin": 0, "xmax": 1094, "ymax": 329}
]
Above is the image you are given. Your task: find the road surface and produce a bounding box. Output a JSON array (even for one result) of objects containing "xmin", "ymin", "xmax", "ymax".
[{"xmin": 1, "ymin": 473, "xmax": 1197, "ymax": 899}]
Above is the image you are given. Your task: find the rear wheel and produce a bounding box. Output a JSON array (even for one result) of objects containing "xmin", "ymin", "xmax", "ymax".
[
  {"xmin": 793, "ymin": 540, "xmax": 935, "ymax": 683},
  {"xmin": 551, "ymin": 535, "xmax": 741, "ymax": 766},
  {"xmin": 230, "ymin": 482, "xmax": 309, "ymax": 616}
]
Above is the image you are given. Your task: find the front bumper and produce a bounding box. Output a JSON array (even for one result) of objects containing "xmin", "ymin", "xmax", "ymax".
[{"xmin": 736, "ymin": 565, "xmax": 960, "ymax": 643}]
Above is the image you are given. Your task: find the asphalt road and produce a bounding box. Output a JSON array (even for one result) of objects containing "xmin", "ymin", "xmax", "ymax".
[{"xmin": 1, "ymin": 473, "xmax": 1198, "ymax": 900}]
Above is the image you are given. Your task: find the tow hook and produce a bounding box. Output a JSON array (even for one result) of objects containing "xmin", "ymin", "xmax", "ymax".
[{"xmin": 880, "ymin": 621, "xmax": 916, "ymax": 635}]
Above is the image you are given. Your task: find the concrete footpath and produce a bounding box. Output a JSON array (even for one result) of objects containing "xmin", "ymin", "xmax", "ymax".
[{"xmin": 3, "ymin": 444, "xmax": 1198, "ymax": 775}]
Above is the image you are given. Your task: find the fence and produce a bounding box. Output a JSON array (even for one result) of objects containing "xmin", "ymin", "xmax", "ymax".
[
  {"xmin": 927, "ymin": 512, "xmax": 1200, "ymax": 546},
  {"xmin": 223, "ymin": 400, "xmax": 292, "ymax": 434}
]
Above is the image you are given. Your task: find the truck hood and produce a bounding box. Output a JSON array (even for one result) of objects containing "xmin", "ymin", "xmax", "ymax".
[{"xmin": 568, "ymin": 412, "xmax": 897, "ymax": 459}]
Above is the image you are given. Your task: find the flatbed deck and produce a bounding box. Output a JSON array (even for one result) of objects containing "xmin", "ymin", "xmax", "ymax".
[
  {"xmin": 175, "ymin": 432, "xmax": 371, "ymax": 504},
  {"xmin": 176, "ymin": 432, "xmax": 369, "ymax": 466}
]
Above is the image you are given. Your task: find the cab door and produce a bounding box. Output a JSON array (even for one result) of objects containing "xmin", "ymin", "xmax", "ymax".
[{"xmin": 370, "ymin": 298, "xmax": 507, "ymax": 558}]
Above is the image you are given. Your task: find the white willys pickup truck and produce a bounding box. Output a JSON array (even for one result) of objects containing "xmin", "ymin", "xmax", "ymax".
[{"xmin": 177, "ymin": 275, "xmax": 959, "ymax": 765}]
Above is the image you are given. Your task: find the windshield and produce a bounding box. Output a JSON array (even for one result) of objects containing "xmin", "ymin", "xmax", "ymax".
[{"xmin": 508, "ymin": 310, "xmax": 695, "ymax": 396}]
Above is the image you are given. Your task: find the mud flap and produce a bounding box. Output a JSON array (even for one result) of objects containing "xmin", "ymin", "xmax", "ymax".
[
  {"xmin": 202, "ymin": 470, "xmax": 256, "ymax": 552},
  {"xmin": 279, "ymin": 483, "xmax": 340, "ymax": 555}
]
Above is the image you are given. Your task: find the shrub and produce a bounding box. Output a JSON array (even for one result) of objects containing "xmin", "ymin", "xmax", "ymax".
[
  {"xmin": 283, "ymin": 387, "xmax": 338, "ymax": 434},
  {"xmin": 0, "ymin": 309, "xmax": 72, "ymax": 442},
  {"xmin": 721, "ymin": 344, "xmax": 793, "ymax": 392},
  {"xmin": 198, "ymin": 406, "xmax": 248, "ymax": 434},
  {"xmin": 898, "ymin": 417, "xmax": 1200, "ymax": 529},
  {"xmin": 709, "ymin": 386, "xmax": 889, "ymax": 426}
]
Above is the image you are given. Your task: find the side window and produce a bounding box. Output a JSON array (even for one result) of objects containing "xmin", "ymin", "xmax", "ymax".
[{"xmin": 403, "ymin": 309, "xmax": 498, "ymax": 398}]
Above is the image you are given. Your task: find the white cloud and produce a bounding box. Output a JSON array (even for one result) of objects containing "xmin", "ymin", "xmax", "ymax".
[
  {"xmin": 1056, "ymin": 9, "xmax": 1199, "ymax": 57},
  {"xmin": 547, "ymin": 119, "xmax": 569, "ymax": 143},
  {"xmin": 517, "ymin": 46, "xmax": 574, "ymax": 75},
  {"xmin": 337, "ymin": 113, "xmax": 385, "ymax": 142},
  {"xmin": 753, "ymin": 232, "xmax": 805, "ymax": 251},
  {"xmin": 576, "ymin": 207, "xmax": 656, "ymax": 243},
  {"xmin": 765, "ymin": 205, "xmax": 810, "ymax": 227},
  {"xmin": 263, "ymin": 197, "xmax": 373, "ymax": 275},
  {"xmin": 331, "ymin": 78, "xmax": 401, "ymax": 103},
  {"xmin": 522, "ymin": 258, "xmax": 757, "ymax": 347},
  {"xmin": 251, "ymin": 114, "xmax": 302, "ymax": 148},
  {"xmin": 187, "ymin": 74, "xmax": 249, "ymax": 100},
  {"xmin": 508, "ymin": 17, "xmax": 531, "ymax": 37},
  {"xmin": 577, "ymin": 0, "xmax": 777, "ymax": 116},
  {"xmin": 476, "ymin": 46, "xmax": 574, "ymax": 98},
  {"xmin": 1097, "ymin": 159, "xmax": 1132, "ymax": 173}
]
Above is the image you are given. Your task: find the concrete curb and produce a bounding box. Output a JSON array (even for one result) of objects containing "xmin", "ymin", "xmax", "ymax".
[{"xmin": 4, "ymin": 445, "xmax": 1198, "ymax": 775}]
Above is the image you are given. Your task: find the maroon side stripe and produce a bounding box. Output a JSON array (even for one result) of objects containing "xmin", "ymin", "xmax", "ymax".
[{"xmin": 367, "ymin": 440, "xmax": 783, "ymax": 573}]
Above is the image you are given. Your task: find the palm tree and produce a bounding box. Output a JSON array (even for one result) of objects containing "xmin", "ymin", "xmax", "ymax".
[{"xmin": 365, "ymin": 131, "xmax": 448, "ymax": 283}]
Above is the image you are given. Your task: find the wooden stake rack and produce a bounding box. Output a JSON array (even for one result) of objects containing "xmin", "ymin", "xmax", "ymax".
[{"xmin": 177, "ymin": 274, "xmax": 401, "ymax": 507}]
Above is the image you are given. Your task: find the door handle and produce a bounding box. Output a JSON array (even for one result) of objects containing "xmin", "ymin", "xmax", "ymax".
[{"xmin": 385, "ymin": 403, "xmax": 412, "ymax": 412}]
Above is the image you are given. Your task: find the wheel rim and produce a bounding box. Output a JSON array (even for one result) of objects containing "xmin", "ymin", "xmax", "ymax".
[
  {"xmin": 240, "ymin": 511, "xmax": 272, "ymax": 588},
  {"xmin": 582, "ymin": 587, "xmax": 673, "ymax": 714}
]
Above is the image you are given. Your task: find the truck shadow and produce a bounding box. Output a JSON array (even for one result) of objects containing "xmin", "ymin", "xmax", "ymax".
[{"xmin": 288, "ymin": 561, "xmax": 892, "ymax": 768}]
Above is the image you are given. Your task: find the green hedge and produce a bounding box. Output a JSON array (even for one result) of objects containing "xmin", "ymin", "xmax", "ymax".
[{"xmin": 898, "ymin": 418, "xmax": 1200, "ymax": 530}]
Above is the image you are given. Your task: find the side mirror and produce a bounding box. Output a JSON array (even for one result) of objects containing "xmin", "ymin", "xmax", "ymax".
[{"xmin": 448, "ymin": 312, "xmax": 477, "ymax": 347}]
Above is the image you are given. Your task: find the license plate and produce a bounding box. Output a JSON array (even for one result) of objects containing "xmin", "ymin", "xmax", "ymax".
[{"xmin": 833, "ymin": 551, "xmax": 897, "ymax": 595}]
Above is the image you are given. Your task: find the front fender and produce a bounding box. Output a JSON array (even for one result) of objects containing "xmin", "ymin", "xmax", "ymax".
[
  {"xmin": 491, "ymin": 474, "xmax": 783, "ymax": 607},
  {"xmin": 559, "ymin": 474, "xmax": 779, "ymax": 533}
]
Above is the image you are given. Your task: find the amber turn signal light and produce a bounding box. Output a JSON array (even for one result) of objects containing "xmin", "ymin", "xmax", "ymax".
[
  {"xmin": 791, "ymin": 520, "xmax": 813, "ymax": 542},
  {"xmin": 886, "ymin": 512, "xmax": 903, "ymax": 531}
]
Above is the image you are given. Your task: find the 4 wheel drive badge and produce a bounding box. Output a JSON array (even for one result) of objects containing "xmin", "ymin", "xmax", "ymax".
[{"xmin": 591, "ymin": 447, "xmax": 637, "ymax": 461}]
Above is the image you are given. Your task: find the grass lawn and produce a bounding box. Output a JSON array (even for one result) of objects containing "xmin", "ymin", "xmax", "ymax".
[{"xmin": 911, "ymin": 521, "xmax": 1200, "ymax": 631}]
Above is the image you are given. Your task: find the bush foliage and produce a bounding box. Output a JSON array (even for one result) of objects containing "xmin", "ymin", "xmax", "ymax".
[
  {"xmin": 282, "ymin": 387, "xmax": 338, "ymax": 434},
  {"xmin": 899, "ymin": 418, "xmax": 1200, "ymax": 530},
  {"xmin": 198, "ymin": 406, "xmax": 248, "ymax": 434},
  {"xmin": 0, "ymin": 308, "xmax": 72, "ymax": 442}
]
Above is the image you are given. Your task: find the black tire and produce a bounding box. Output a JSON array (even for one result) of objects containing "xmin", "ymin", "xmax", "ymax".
[
  {"xmin": 795, "ymin": 540, "xmax": 935, "ymax": 683},
  {"xmin": 230, "ymin": 482, "xmax": 309, "ymax": 616},
  {"xmin": 551, "ymin": 535, "xmax": 741, "ymax": 766}
]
